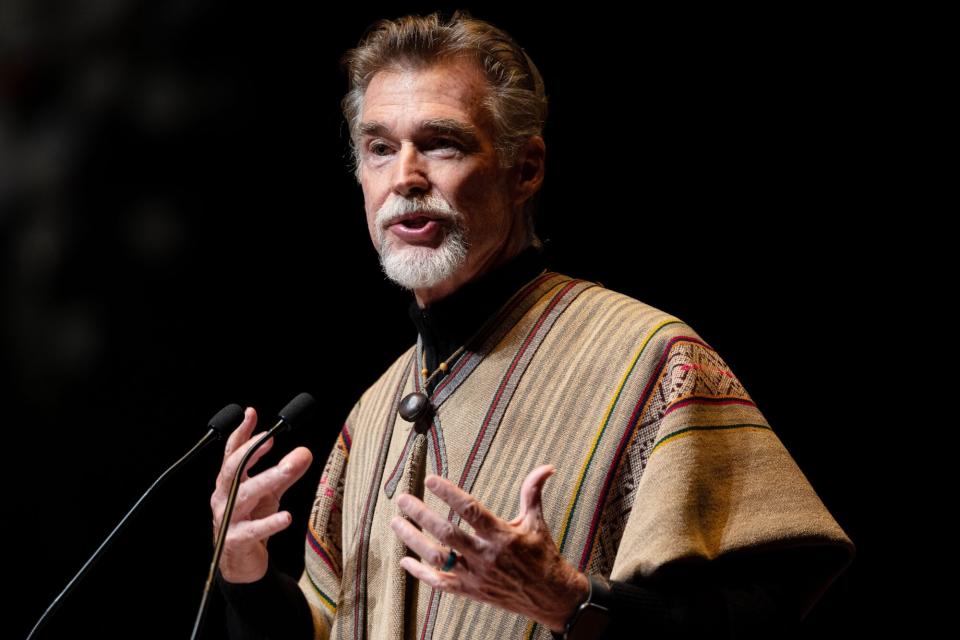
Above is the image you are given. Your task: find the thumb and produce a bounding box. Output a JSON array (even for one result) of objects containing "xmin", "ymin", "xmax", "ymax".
[{"xmin": 519, "ymin": 464, "xmax": 555, "ymax": 524}]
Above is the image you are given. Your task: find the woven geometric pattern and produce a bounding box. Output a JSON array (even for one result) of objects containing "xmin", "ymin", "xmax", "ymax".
[{"xmin": 295, "ymin": 275, "xmax": 854, "ymax": 640}]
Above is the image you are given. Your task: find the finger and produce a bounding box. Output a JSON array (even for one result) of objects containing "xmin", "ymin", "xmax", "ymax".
[
  {"xmin": 216, "ymin": 432, "xmax": 275, "ymax": 495},
  {"xmin": 518, "ymin": 464, "xmax": 555, "ymax": 524},
  {"xmin": 233, "ymin": 447, "xmax": 314, "ymax": 515},
  {"xmin": 396, "ymin": 493, "xmax": 481, "ymax": 554},
  {"xmin": 398, "ymin": 556, "xmax": 463, "ymax": 593},
  {"xmin": 223, "ymin": 407, "xmax": 258, "ymax": 460},
  {"xmin": 423, "ymin": 475, "xmax": 499, "ymax": 535},
  {"xmin": 390, "ymin": 516, "xmax": 451, "ymax": 569},
  {"xmin": 226, "ymin": 510, "xmax": 294, "ymax": 544},
  {"xmin": 238, "ymin": 433, "xmax": 276, "ymax": 482}
]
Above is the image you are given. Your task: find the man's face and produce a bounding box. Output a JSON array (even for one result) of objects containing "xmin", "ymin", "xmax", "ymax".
[{"xmin": 358, "ymin": 58, "xmax": 527, "ymax": 303}]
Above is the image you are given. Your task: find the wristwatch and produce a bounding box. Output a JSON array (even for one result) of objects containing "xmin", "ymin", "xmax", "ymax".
[{"xmin": 553, "ymin": 574, "xmax": 613, "ymax": 640}]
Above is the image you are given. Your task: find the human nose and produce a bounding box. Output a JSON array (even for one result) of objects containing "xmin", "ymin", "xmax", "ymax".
[{"xmin": 392, "ymin": 142, "xmax": 430, "ymax": 197}]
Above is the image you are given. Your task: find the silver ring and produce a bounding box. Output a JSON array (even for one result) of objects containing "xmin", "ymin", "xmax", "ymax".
[{"xmin": 440, "ymin": 549, "xmax": 458, "ymax": 572}]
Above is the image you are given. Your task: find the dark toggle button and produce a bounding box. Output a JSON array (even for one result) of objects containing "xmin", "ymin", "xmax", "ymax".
[{"xmin": 398, "ymin": 392, "xmax": 432, "ymax": 423}]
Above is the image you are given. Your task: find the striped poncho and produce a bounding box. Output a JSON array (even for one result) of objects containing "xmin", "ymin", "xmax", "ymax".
[{"xmin": 296, "ymin": 271, "xmax": 854, "ymax": 639}]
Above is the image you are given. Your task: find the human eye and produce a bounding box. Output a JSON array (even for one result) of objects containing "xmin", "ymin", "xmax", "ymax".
[
  {"xmin": 366, "ymin": 140, "xmax": 393, "ymax": 157},
  {"xmin": 427, "ymin": 137, "xmax": 464, "ymax": 154}
]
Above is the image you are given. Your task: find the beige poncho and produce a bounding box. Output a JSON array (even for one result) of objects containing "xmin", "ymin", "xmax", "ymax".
[{"xmin": 297, "ymin": 271, "xmax": 854, "ymax": 639}]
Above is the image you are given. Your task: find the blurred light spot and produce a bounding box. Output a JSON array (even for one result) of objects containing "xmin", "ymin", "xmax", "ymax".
[
  {"xmin": 136, "ymin": 71, "xmax": 190, "ymax": 130},
  {"xmin": 122, "ymin": 200, "xmax": 185, "ymax": 265},
  {"xmin": 15, "ymin": 207, "xmax": 64, "ymax": 283}
]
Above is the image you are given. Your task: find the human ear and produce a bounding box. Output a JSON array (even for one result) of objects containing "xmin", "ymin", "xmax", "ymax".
[{"xmin": 512, "ymin": 136, "xmax": 546, "ymax": 206}]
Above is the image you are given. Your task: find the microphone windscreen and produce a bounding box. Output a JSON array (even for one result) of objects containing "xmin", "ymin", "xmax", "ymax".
[
  {"xmin": 207, "ymin": 403, "xmax": 245, "ymax": 436},
  {"xmin": 278, "ymin": 392, "xmax": 315, "ymax": 429}
]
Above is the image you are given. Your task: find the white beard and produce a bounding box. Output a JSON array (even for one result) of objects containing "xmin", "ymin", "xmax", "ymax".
[{"xmin": 375, "ymin": 193, "xmax": 469, "ymax": 290}]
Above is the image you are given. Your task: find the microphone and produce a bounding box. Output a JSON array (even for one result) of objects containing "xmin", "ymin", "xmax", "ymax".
[
  {"xmin": 190, "ymin": 393, "xmax": 316, "ymax": 640},
  {"xmin": 207, "ymin": 403, "xmax": 248, "ymax": 437},
  {"xmin": 26, "ymin": 403, "xmax": 245, "ymax": 640}
]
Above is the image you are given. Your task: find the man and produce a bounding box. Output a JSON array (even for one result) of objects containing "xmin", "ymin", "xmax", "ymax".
[{"xmin": 211, "ymin": 11, "xmax": 854, "ymax": 639}]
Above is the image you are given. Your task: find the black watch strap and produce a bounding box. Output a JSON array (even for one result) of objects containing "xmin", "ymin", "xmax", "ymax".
[{"xmin": 554, "ymin": 574, "xmax": 613, "ymax": 640}]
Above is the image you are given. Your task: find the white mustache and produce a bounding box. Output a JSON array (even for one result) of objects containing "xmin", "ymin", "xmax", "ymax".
[{"xmin": 375, "ymin": 194, "xmax": 462, "ymax": 229}]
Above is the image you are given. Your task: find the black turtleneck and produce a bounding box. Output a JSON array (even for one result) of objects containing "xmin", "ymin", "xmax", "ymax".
[
  {"xmin": 218, "ymin": 244, "xmax": 794, "ymax": 639},
  {"xmin": 408, "ymin": 244, "xmax": 547, "ymax": 394}
]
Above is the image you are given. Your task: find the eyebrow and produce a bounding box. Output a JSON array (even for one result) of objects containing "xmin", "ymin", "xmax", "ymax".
[{"xmin": 358, "ymin": 118, "xmax": 481, "ymax": 144}]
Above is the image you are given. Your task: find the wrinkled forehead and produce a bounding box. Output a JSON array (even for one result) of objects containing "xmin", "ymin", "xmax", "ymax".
[{"xmin": 359, "ymin": 58, "xmax": 496, "ymax": 137}]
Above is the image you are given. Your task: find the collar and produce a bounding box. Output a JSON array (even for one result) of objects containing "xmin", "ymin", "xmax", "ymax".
[{"xmin": 407, "ymin": 244, "xmax": 548, "ymax": 375}]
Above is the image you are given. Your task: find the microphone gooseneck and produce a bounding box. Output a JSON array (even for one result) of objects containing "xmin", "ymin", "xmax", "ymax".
[
  {"xmin": 190, "ymin": 392, "xmax": 315, "ymax": 640},
  {"xmin": 26, "ymin": 403, "xmax": 245, "ymax": 640}
]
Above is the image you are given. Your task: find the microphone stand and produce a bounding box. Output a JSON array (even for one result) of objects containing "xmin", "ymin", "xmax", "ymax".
[
  {"xmin": 26, "ymin": 410, "xmax": 238, "ymax": 640},
  {"xmin": 189, "ymin": 421, "xmax": 288, "ymax": 639}
]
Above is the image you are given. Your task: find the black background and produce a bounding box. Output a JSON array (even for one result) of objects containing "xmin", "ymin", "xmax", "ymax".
[{"xmin": 3, "ymin": 2, "xmax": 897, "ymax": 638}]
